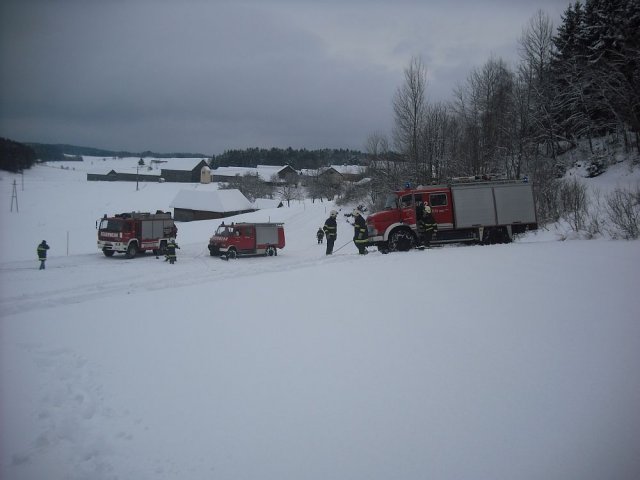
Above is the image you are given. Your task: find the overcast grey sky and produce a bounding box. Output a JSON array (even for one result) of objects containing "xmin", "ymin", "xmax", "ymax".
[{"xmin": 0, "ymin": 0, "xmax": 569, "ymax": 155}]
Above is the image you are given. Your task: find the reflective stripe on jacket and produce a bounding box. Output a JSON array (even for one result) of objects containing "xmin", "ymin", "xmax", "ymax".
[
  {"xmin": 37, "ymin": 243, "xmax": 49, "ymax": 260},
  {"xmin": 323, "ymin": 217, "xmax": 337, "ymax": 238},
  {"xmin": 353, "ymin": 216, "xmax": 368, "ymax": 244}
]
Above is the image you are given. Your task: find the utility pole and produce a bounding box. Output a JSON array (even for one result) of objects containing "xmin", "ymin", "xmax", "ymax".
[{"xmin": 10, "ymin": 179, "xmax": 18, "ymax": 212}]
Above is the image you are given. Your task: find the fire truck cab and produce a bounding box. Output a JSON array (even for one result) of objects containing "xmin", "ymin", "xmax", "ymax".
[{"xmin": 208, "ymin": 222, "xmax": 285, "ymax": 260}]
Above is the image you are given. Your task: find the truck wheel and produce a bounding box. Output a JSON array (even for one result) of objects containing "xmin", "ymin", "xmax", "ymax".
[
  {"xmin": 266, "ymin": 246, "xmax": 276, "ymax": 256},
  {"xmin": 483, "ymin": 228, "xmax": 510, "ymax": 245},
  {"xmin": 502, "ymin": 227, "xmax": 513, "ymax": 244},
  {"xmin": 375, "ymin": 242, "xmax": 390, "ymax": 254},
  {"xmin": 125, "ymin": 243, "xmax": 137, "ymax": 259},
  {"xmin": 226, "ymin": 249, "xmax": 237, "ymax": 260},
  {"xmin": 103, "ymin": 249, "xmax": 115, "ymax": 257},
  {"xmin": 388, "ymin": 230, "xmax": 414, "ymax": 252}
]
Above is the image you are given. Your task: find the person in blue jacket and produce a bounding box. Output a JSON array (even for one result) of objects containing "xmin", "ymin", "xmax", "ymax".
[{"xmin": 37, "ymin": 240, "xmax": 50, "ymax": 270}]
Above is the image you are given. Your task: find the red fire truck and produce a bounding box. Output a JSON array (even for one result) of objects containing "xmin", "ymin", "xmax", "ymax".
[
  {"xmin": 97, "ymin": 211, "xmax": 178, "ymax": 258},
  {"xmin": 366, "ymin": 178, "xmax": 538, "ymax": 252},
  {"xmin": 208, "ymin": 222, "xmax": 285, "ymax": 259}
]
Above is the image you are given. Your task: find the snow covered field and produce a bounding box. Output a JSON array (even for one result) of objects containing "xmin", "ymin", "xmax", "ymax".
[{"xmin": 1, "ymin": 159, "xmax": 639, "ymax": 480}]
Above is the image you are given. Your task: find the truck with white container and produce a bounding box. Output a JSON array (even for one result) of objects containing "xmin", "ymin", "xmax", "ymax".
[{"xmin": 366, "ymin": 178, "xmax": 538, "ymax": 252}]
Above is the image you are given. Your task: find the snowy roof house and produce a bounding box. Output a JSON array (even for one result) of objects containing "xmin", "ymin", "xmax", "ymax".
[
  {"xmin": 211, "ymin": 165, "xmax": 297, "ymax": 183},
  {"xmin": 169, "ymin": 189, "xmax": 255, "ymax": 222}
]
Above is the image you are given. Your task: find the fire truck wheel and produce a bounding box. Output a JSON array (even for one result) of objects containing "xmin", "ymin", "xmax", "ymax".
[
  {"xmin": 226, "ymin": 249, "xmax": 237, "ymax": 260},
  {"xmin": 388, "ymin": 230, "xmax": 414, "ymax": 252},
  {"xmin": 125, "ymin": 243, "xmax": 138, "ymax": 259},
  {"xmin": 266, "ymin": 246, "xmax": 276, "ymax": 256},
  {"xmin": 102, "ymin": 249, "xmax": 115, "ymax": 257}
]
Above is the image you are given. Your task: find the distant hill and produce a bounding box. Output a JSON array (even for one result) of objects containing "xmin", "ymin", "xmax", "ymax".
[{"xmin": 27, "ymin": 143, "xmax": 207, "ymax": 161}]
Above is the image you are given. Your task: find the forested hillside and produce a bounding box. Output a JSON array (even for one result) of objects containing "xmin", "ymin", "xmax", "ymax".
[
  {"xmin": 25, "ymin": 143, "xmax": 206, "ymax": 162},
  {"xmin": 0, "ymin": 138, "xmax": 37, "ymax": 172}
]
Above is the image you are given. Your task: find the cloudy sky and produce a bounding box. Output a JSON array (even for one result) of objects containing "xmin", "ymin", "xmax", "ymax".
[{"xmin": 0, "ymin": 0, "xmax": 569, "ymax": 156}]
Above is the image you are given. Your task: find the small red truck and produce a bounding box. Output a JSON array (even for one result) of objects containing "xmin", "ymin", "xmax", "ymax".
[
  {"xmin": 208, "ymin": 222, "xmax": 285, "ymax": 259},
  {"xmin": 97, "ymin": 211, "xmax": 177, "ymax": 258},
  {"xmin": 366, "ymin": 178, "xmax": 538, "ymax": 252}
]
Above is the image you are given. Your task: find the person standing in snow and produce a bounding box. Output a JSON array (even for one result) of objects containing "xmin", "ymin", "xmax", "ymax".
[
  {"xmin": 166, "ymin": 238, "xmax": 180, "ymax": 264},
  {"xmin": 323, "ymin": 210, "xmax": 338, "ymax": 255},
  {"xmin": 316, "ymin": 227, "xmax": 324, "ymax": 244},
  {"xmin": 352, "ymin": 209, "xmax": 369, "ymax": 255},
  {"xmin": 417, "ymin": 203, "xmax": 438, "ymax": 248},
  {"xmin": 37, "ymin": 240, "xmax": 50, "ymax": 270}
]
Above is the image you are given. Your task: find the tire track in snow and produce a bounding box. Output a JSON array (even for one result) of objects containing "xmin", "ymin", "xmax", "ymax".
[{"xmin": 0, "ymin": 248, "xmax": 370, "ymax": 316}]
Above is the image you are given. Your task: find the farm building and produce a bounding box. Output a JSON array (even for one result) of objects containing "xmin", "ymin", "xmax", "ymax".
[
  {"xmin": 211, "ymin": 165, "xmax": 298, "ymax": 184},
  {"xmin": 87, "ymin": 158, "xmax": 210, "ymax": 183},
  {"xmin": 169, "ymin": 189, "xmax": 255, "ymax": 222},
  {"xmin": 160, "ymin": 159, "xmax": 209, "ymax": 183}
]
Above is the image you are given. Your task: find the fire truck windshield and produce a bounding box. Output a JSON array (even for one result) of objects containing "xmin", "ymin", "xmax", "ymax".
[
  {"xmin": 384, "ymin": 194, "xmax": 398, "ymax": 209},
  {"xmin": 215, "ymin": 226, "xmax": 234, "ymax": 236},
  {"xmin": 99, "ymin": 219, "xmax": 124, "ymax": 232}
]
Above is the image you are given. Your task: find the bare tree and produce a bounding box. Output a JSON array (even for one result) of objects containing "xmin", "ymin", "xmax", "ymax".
[
  {"xmin": 453, "ymin": 56, "xmax": 515, "ymax": 176},
  {"xmin": 422, "ymin": 102, "xmax": 453, "ymax": 182},
  {"xmin": 393, "ymin": 56, "xmax": 428, "ymax": 184},
  {"xmin": 275, "ymin": 181, "xmax": 302, "ymax": 207},
  {"xmin": 220, "ymin": 172, "xmax": 273, "ymax": 202},
  {"xmin": 518, "ymin": 9, "xmax": 557, "ymax": 157},
  {"xmin": 365, "ymin": 132, "xmax": 406, "ymax": 210}
]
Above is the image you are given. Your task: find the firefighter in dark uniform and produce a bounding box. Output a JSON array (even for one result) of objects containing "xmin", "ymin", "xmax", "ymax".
[
  {"xmin": 323, "ymin": 210, "xmax": 338, "ymax": 255},
  {"xmin": 352, "ymin": 209, "xmax": 369, "ymax": 254},
  {"xmin": 37, "ymin": 240, "xmax": 50, "ymax": 270},
  {"xmin": 166, "ymin": 238, "xmax": 180, "ymax": 264},
  {"xmin": 316, "ymin": 227, "xmax": 324, "ymax": 244},
  {"xmin": 418, "ymin": 203, "xmax": 438, "ymax": 248}
]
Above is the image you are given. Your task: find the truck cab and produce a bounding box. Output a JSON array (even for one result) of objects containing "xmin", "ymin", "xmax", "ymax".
[{"xmin": 367, "ymin": 187, "xmax": 454, "ymax": 251}]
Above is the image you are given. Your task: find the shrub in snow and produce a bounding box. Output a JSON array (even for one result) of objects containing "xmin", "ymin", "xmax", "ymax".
[
  {"xmin": 605, "ymin": 185, "xmax": 640, "ymax": 239},
  {"xmin": 559, "ymin": 178, "xmax": 589, "ymax": 232}
]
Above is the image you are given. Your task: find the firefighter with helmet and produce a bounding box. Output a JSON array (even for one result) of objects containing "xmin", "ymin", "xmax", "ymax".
[
  {"xmin": 165, "ymin": 237, "xmax": 180, "ymax": 264},
  {"xmin": 323, "ymin": 210, "xmax": 338, "ymax": 255},
  {"xmin": 316, "ymin": 227, "xmax": 324, "ymax": 244},
  {"xmin": 352, "ymin": 209, "xmax": 369, "ymax": 254},
  {"xmin": 418, "ymin": 203, "xmax": 438, "ymax": 248}
]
